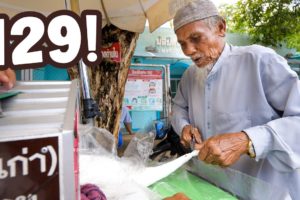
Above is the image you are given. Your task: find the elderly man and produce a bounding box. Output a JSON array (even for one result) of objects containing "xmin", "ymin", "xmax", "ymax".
[{"xmin": 171, "ymin": 0, "xmax": 300, "ymax": 199}]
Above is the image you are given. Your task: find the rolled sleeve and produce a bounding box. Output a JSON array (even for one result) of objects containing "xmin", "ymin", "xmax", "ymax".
[
  {"xmin": 171, "ymin": 104, "xmax": 190, "ymax": 136},
  {"xmin": 243, "ymin": 125, "xmax": 273, "ymax": 161}
]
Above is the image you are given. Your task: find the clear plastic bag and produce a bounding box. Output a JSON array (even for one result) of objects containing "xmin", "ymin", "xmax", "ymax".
[
  {"xmin": 78, "ymin": 124, "xmax": 117, "ymax": 155},
  {"xmin": 78, "ymin": 125, "xmax": 161, "ymax": 200},
  {"xmin": 186, "ymin": 159, "xmax": 291, "ymax": 200},
  {"xmin": 123, "ymin": 131, "xmax": 156, "ymax": 164}
]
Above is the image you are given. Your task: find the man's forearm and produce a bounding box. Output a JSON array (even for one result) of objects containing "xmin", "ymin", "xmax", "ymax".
[{"xmin": 124, "ymin": 123, "xmax": 133, "ymax": 134}]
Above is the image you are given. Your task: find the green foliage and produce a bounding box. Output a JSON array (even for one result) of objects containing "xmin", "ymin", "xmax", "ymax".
[{"xmin": 219, "ymin": 0, "xmax": 300, "ymax": 51}]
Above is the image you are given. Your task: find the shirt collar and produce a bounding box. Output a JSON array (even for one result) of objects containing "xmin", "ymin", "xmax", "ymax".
[{"xmin": 209, "ymin": 43, "xmax": 231, "ymax": 76}]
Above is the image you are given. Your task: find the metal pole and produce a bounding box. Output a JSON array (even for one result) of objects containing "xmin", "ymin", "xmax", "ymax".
[
  {"xmin": 165, "ymin": 64, "xmax": 172, "ymax": 121},
  {"xmin": 163, "ymin": 65, "xmax": 168, "ymax": 119},
  {"xmin": 69, "ymin": 0, "xmax": 90, "ymax": 98},
  {"xmin": 70, "ymin": 0, "xmax": 101, "ymax": 121},
  {"xmin": 78, "ymin": 60, "xmax": 91, "ymax": 99},
  {"xmin": 21, "ymin": 69, "xmax": 33, "ymax": 81}
]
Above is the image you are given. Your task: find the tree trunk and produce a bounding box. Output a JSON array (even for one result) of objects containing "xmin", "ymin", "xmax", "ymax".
[{"xmin": 68, "ymin": 25, "xmax": 139, "ymax": 139}]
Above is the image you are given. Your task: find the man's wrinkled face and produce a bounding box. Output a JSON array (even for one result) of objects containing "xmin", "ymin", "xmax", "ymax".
[{"xmin": 176, "ymin": 20, "xmax": 225, "ymax": 68}]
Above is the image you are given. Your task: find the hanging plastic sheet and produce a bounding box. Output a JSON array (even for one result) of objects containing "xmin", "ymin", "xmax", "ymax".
[{"xmin": 186, "ymin": 159, "xmax": 291, "ymax": 200}]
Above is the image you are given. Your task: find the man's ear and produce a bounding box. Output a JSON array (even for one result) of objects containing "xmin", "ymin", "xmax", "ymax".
[{"xmin": 217, "ymin": 19, "xmax": 226, "ymax": 37}]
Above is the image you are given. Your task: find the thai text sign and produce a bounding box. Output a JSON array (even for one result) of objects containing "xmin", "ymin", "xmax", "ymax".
[
  {"xmin": 101, "ymin": 42, "xmax": 121, "ymax": 63},
  {"xmin": 0, "ymin": 137, "xmax": 59, "ymax": 199},
  {"xmin": 124, "ymin": 69, "xmax": 163, "ymax": 111}
]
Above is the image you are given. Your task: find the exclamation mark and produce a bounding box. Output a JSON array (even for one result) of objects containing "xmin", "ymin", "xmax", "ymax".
[{"xmin": 86, "ymin": 14, "xmax": 98, "ymax": 62}]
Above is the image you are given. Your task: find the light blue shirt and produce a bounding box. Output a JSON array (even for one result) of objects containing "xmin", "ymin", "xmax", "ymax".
[
  {"xmin": 120, "ymin": 106, "xmax": 132, "ymax": 124},
  {"xmin": 171, "ymin": 44, "xmax": 300, "ymax": 199}
]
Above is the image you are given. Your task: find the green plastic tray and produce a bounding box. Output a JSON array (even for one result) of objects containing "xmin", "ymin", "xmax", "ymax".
[
  {"xmin": 0, "ymin": 90, "xmax": 20, "ymax": 100},
  {"xmin": 149, "ymin": 168, "xmax": 237, "ymax": 200}
]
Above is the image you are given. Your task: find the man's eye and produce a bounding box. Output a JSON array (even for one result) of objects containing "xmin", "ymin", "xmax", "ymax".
[
  {"xmin": 179, "ymin": 42, "xmax": 186, "ymax": 48},
  {"xmin": 191, "ymin": 36, "xmax": 201, "ymax": 43}
]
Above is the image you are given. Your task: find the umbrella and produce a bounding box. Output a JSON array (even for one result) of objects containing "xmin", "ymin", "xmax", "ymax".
[
  {"xmin": 0, "ymin": 0, "xmax": 66, "ymax": 16},
  {"xmin": 79, "ymin": 0, "xmax": 175, "ymax": 33},
  {"xmin": 0, "ymin": 0, "xmax": 182, "ymax": 33}
]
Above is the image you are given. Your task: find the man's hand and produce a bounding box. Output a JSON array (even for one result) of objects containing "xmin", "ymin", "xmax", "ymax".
[
  {"xmin": 164, "ymin": 192, "xmax": 190, "ymax": 200},
  {"xmin": 197, "ymin": 132, "xmax": 249, "ymax": 167},
  {"xmin": 0, "ymin": 68, "xmax": 16, "ymax": 90},
  {"xmin": 180, "ymin": 125, "xmax": 202, "ymax": 149}
]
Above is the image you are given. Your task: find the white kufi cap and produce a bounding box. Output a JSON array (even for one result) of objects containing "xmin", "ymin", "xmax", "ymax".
[{"xmin": 173, "ymin": 0, "xmax": 219, "ymax": 31}]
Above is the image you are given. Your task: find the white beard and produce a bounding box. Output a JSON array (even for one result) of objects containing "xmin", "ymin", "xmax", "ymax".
[{"xmin": 195, "ymin": 63, "xmax": 214, "ymax": 88}]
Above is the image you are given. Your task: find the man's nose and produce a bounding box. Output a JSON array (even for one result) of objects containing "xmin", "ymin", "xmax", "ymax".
[{"xmin": 184, "ymin": 43, "xmax": 197, "ymax": 57}]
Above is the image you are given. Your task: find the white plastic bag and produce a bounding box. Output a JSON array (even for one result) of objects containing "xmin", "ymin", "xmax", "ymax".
[{"xmin": 78, "ymin": 125, "xmax": 161, "ymax": 200}]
